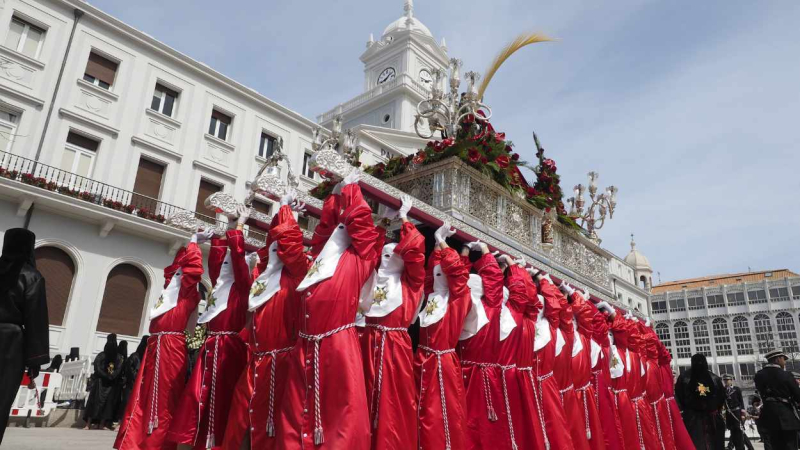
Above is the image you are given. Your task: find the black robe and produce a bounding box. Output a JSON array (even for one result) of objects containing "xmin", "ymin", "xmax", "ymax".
[
  {"xmin": 83, "ymin": 352, "xmax": 124, "ymax": 423},
  {"xmin": 0, "ymin": 229, "xmax": 49, "ymax": 445},
  {"xmin": 675, "ymin": 368, "xmax": 726, "ymax": 450},
  {"xmin": 118, "ymin": 351, "xmax": 142, "ymax": 419}
]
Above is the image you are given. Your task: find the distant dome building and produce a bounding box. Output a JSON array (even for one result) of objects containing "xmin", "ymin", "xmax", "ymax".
[
  {"xmin": 382, "ymin": 0, "xmax": 434, "ymax": 39},
  {"xmin": 625, "ymin": 234, "xmax": 653, "ymax": 291}
]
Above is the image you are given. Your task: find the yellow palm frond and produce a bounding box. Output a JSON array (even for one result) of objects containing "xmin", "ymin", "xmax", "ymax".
[{"xmin": 478, "ymin": 32, "xmax": 554, "ymax": 100}]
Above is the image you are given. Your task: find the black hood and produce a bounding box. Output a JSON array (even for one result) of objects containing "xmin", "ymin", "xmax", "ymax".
[
  {"xmin": 0, "ymin": 228, "xmax": 36, "ymax": 271},
  {"xmin": 135, "ymin": 335, "xmax": 149, "ymax": 359},
  {"xmin": 104, "ymin": 333, "xmax": 118, "ymax": 362}
]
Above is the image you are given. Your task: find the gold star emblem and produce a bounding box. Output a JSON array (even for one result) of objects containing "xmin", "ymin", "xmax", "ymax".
[
  {"xmin": 251, "ymin": 281, "xmax": 267, "ymax": 297},
  {"xmin": 154, "ymin": 295, "xmax": 164, "ymax": 309},
  {"xmin": 307, "ymin": 260, "xmax": 322, "ymax": 277},
  {"xmin": 425, "ymin": 298, "xmax": 439, "ymax": 315},
  {"xmin": 207, "ymin": 293, "xmax": 217, "ymax": 308},
  {"xmin": 611, "ymin": 353, "xmax": 620, "ymax": 368},
  {"xmin": 697, "ymin": 383, "xmax": 710, "ymax": 397},
  {"xmin": 373, "ymin": 287, "xmax": 388, "ymax": 305}
]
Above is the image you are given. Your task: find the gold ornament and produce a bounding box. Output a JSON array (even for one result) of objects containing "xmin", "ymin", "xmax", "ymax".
[
  {"xmin": 154, "ymin": 295, "xmax": 164, "ymax": 309},
  {"xmin": 697, "ymin": 383, "xmax": 710, "ymax": 397},
  {"xmin": 373, "ymin": 286, "xmax": 388, "ymax": 305},
  {"xmin": 251, "ymin": 281, "xmax": 267, "ymax": 297},
  {"xmin": 425, "ymin": 298, "xmax": 439, "ymax": 315},
  {"xmin": 307, "ymin": 260, "xmax": 322, "ymax": 277}
]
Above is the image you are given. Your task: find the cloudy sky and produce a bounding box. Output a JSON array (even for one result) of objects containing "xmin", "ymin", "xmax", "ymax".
[{"xmin": 89, "ymin": 0, "xmax": 800, "ymax": 283}]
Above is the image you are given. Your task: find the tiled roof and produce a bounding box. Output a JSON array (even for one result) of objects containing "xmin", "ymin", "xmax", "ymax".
[{"xmin": 651, "ymin": 269, "xmax": 799, "ymax": 294}]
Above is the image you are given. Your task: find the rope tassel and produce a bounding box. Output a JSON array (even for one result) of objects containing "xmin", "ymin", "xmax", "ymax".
[
  {"xmin": 266, "ymin": 419, "xmax": 274, "ymax": 437},
  {"xmin": 205, "ymin": 433, "xmax": 215, "ymax": 449},
  {"xmin": 314, "ymin": 427, "xmax": 324, "ymax": 445}
]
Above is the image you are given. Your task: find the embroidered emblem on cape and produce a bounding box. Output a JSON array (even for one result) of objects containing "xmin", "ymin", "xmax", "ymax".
[
  {"xmin": 207, "ymin": 293, "xmax": 217, "ymax": 308},
  {"xmin": 307, "ymin": 260, "xmax": 322, "ymax": 277},
  {"xmin": 697, "ymin": 383, "xmax": 710, "ymax": 397},
  {"xmin": 154, "ymin": 295, "xmax": 164, "ymax": 310},
  {"xmin": 373, "ymin": 286, "xmax": 388, "ymax": 305},
  {"xmin": 251, "ymin": 281, "xmax": 267, "ymax": 297},
  {"xmin": 611, "ymin": 352, "xmax": 621, "ymax": 369},
  {"xmin": 426, "ymin": 298, "xmax": 439, "ymax": 315}
]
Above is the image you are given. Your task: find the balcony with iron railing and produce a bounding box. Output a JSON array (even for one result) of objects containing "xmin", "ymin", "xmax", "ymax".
[{"xmin": 0, "ymin": 150, "xmax": 268, "ymax": 246}]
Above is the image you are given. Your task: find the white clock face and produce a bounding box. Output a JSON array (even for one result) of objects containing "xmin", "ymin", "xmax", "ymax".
[
  {"xmin": 419, "ymin": 69, "xmax": 433, "ymax": 87},
  {"xmin": 377, "ymin": 67, "xmax": 396, "ymax": 85}
]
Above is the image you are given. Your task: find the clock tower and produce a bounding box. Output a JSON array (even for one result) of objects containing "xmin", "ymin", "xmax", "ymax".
[{"xmin": 317, "ymin": 0, "xmax": 449, "ymax": 154}]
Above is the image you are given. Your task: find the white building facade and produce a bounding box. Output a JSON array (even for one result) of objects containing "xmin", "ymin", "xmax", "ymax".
[
  {"xmin": 651, "ymin": 270, "xmax": 800, "ymax": 399},
  {"xmin": 0, "ymin": 0, "xmax": 649, "ymax": 360}
]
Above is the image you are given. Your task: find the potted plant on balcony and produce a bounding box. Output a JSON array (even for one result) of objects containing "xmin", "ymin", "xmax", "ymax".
[{"xmin": 0, "ymin": 168, "xmax": 19, "ymax": 180}]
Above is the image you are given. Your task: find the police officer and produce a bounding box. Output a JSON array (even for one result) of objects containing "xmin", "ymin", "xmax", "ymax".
[
  {"xmin": 724, "ymin": 374, "xmax": 755, "ymax": 450},
  {"xmin": 754, "ymin": 349, "xmax": 800, "ymax": 450}
]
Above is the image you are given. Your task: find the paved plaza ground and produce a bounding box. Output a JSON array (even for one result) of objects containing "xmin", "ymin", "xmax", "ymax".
[{"xmin": 3, "ymin": 426, "xmax": 770, "ymax": 450}]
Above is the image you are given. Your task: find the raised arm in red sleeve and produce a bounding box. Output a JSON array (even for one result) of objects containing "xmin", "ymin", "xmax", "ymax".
[
  {"xmin": 396, "ymin": 222, "xmax": 426, "ymax": 293},
  {"xmin": 208, "ymin": 235, "xmax": 227, "ymax": 286},
  {"xmin": 439, "ymin": 247, "xmax": 470, "ymax": 301},
  {"xmin": 571, "ymin": 291, "xmax": 596, "ymax": 336},
  {"xmin": 505, "ymin": 265, "xmax": 530, "ymax": 313},
  {"xmin": 340, "ymin": 183, "xmax": 380, "ymax": 260},
  {"xmin": 309, "ymin": 192, "xmax": 340, "ymax": 257},
  {"xmin": 226, "ymin": 229, "xmax": 251, "ymax": 288},
  {"xmin": 459, "ymin": 254, "xmax": 473, "ymax": 273},
  {"xmin": 269, "ymin": 205, "xmax": 309, "ymax": 279},
  {"xmin": 539, "ymin": 277, "xmax": 565, "ymax": 331},
  {"xmin": 473, "ymin": 253, "xmax": 504, "ymax": 308},
  {"xmin": 424, "ymin": 249, "xmax": 443, "ymax": 296},
  {"xmin": 592, "ymin": 312, "xmax": 611, "ymax": 347},
  {"xmin": 180, "ymin": 242, "xmax": 204, "ymax": 291}
]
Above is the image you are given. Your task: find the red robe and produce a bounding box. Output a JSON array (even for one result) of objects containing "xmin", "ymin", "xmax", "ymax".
[
  {"xmin": 223, "ymin": 206, "xmax": 308, "ymax": 450},
  {"xmin": 167, "ymin": 230, "xmax": 250, "ymax": 449},
  {"xmin": 657, "ymin": 342, "xmax": 693, "ymax": 449},
  {"xmin": 545, "ymin": 278, "xmax": 590, "ymax": 450},
  {"xmin": 277, "ymin": 183, "xmax": 378, "ymax": 450},
  {"xmin": 640, "ymin": 326, "xmax": 676, "ymax": 450},
  {"xmin": 569, "ymin": 291, "xmax": 606, "ymax": 450},
  {"xmin": 458, "ymin": 254, "xmax": 520, "ymax": 450},
  {"xmin": 592, "ymin": 313, "xmax": 625, "ymax": 450},
  {"xmin": 416, "ymin": 248, "xmax": 471, "ymax": 450},
  {"xmin": 608, "ymin": 314, "xmax": 643, "ymax": 450},
  {"xmin": 361, "ymin": 222, "xmax": 425, "ymax": 450},
  {"xmin": 114, "ymin": 244, "xmax": 204, "ymax": 450},
  {"xmin": 535, "ymin": 278, "xmax": 574, "ymax": 450},
  {"xmin": 626, "ymin": 323, "xmax": 660, "ymax": 450},
  {"xmin": 505, "ymin": 266, "xmax": 547, "ymax": 450}
]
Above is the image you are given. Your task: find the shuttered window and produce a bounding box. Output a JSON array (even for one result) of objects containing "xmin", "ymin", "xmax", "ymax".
[
  {"xmin": 34, "ymin": 247, "xmax": 75, "ymax": 326},
  {"xmin": 84, "ymin": 52, "xmax": 118, "ymax": 89},
  {"xmin": 131, "ymin": 158, "xmax": 165, "ymax": 212},
  {"xmin": 246, "ymin": 199, "xmax": 272, "ymax": 235},
  {"xmin": 97, "ymin": 264, "xmax": 148, "ymax": 336},
  {"xmin": 195, "ymin": 179, "xmax": 222, "ymax": 220}
]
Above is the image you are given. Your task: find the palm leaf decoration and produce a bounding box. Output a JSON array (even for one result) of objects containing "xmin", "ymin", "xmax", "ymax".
[{"xmin": 478, "ymin": 32, "xmax": 554, "ymax": 100}]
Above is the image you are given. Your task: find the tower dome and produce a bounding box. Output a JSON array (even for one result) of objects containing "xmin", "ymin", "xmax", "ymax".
[
  {"xmin": 382, "ymin": 0, "xmax": 434, "ymax": 39},
  {"xmin": 625, "ymin": 234, "xmax": 653, "ymax": 291}
]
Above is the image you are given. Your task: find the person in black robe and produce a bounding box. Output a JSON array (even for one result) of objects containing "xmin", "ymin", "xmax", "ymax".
[
  {"xmin": 113, "ymin": 340, "xmax": 129, "ymax": 421},
  {"xmin": 66, "ymin": 347, "xmax": 80, "ymax": 362},
  {"xmin": 0, "ymin": 228, "xmax": 49, "ymax": 445},
  {"xmin": 119, "ymin": 336, "xmax": 147, "ymax": 419},
  {"xmin": 83, "ymin": 334, "xmax": 124, "ymax": 430},
  {"xmin": 675, "ymin": 353, "xmax": 726, "ymax": 450}
]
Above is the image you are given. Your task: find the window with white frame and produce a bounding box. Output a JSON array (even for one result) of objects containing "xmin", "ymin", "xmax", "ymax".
[
  {"xmin": 687, "ymin": 296, "xmax": 705, "ymax": 310},
  {"xmin": 793, "ymin": 286, "xmax": 800, "ymax": 300},
  {"xmin": 669, "ymin": 297, "xmax": 686, "ymax": 312},
  {"xmin": 769, "ymin": 287, "xmax": 790, "ymax": 302},
  {"xmin": 753, "ymin": 314, "xmax": 775, "ymax": 353},
  {"xmin": 0, "ymin": 109, "xmax": 18, "ymax": 154},
  {"xmin": 727, "ymin": 291, "xmax": 745, "ymax": 306},
  {"xmin": 651, "ymin": 299, "xmax": 667, "ymax": 314},
  {"xmin": 748, "ymin": 290, "xmax": 767, "ymax": 304},
  {"xmin": 258, "ymin": 133, "xmax": 276, "ymax": 159},
  {"xmin": 302, "ymin": 152, "xmax": 315, "ymax": 179},
  {"xmin": 674, "ymin": 321, "xmax": 691, "ymax": 359},
  {"xmin": 208, "ymin": 109, "xmax": 231, "ymax": 141},
  {"xmin": 712, "ymin": 318, "xmax": 732, "ymax": 356},
  {"xmin": 732, "ymin": 316, "xmax": 753, "ymax": 355},
  {"xmin": 776, "ymin": 312, "xmax": 798, "ymax": 353},
  {"xmin": 150, "ymin": 83, "xmax": 178, "ymax": 117},
  {"xmin": 61, "ymin": 131, "xmax": 99, "ymax": 178},
  {"xmin": 83, "ymin": 52, "xmax": 118, "ymax": 90},
  {"xmin": 739, "ymin": 363, "xmax": 756, "ymax": 382},
  {"xmin": 4, "ymin": 16, "xmax": 45, "ymax": 59},
  {"xmin": 717, "ymin": 363, "xmax": 734, "ymax": 377},
  {"xmin": 692, "ymin": 319, "xmax": 711, "ymax": 357},
  {"xmin": 655, "ymin": 323, "xmax": 671, "ymax": 348},
  {"xmin": 706, "ymin": 294, "xmax": 724, "ymax": 308}
]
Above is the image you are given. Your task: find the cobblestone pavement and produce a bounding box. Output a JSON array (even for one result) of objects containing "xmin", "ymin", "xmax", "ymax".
[{"xmin": 3, "ymin": 427, "xmax": 117, "ymax": 449}]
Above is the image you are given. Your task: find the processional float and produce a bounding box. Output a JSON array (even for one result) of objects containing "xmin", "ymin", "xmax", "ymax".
[{"xmin": 168, "ymin": 36, "xmax": 632, "ymax": 312}]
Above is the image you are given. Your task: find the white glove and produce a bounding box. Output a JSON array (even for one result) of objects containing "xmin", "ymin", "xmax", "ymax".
[
  {"xmin": 192, "ymin": 229, "xmax": 215, "ymax": 244},
  {"xmin": 343, "ymin": 170, "xmax": 360, "ymax": 186},
  {"xmin": 559, "ymin": 281, "xmax": 575, "ymax": 297},
  {"xmin": 645, "ymin": 317, "xmax": 651, "ymax": 327},
  {"xmin": 499, "ymin": 254, "xmax": 515, "ymax": 267},
  {"xmin": 280, "ymin": 189, "xmax": 296, "ymax": 206},
  {"xmin": 246, "ymin": 252, "xmax": 260, "ymax": 266},
  {"xmin": 596, "ymin": 301, "xmax": 613, "ymax": 314},
  {"xmin": 398, "ymin": 194, "xmax": 413, "ymax": 220},
  {"xmin": 434, "ymin": 221, "xmax": 456, "ymax": 244},
  {"xmin": 380, "ymin": 207, "xmax": 399, "ymax": 220},
  {"xmin": 332, "ymin": 181, "xmax": 344, "ymax": 196},
  {"xmin": 236, "ymin": 205, "xmax": 250, "ymax": 226},
  {"xmin": 631, "ymin": 316, "xmax": 640, "ymax": 323},
  {"xmin": 465, "ymin": 240, "xmax": 484, "ymax": 251},
  {"xmin": 513, "ymin": 256, "xmax": 527, "ymax": 267},
  {"xmin": 291, "ymin": 200, "xmax": 306, "ymax": 214},
  {"xmin": 527, "ymin": 267, "xmax": 540, "ymax": 277}
]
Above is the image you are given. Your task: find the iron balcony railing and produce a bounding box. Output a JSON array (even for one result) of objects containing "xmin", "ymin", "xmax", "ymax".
[{"xmin": 0, "ymin": 150, "xmax": 267, "ymax": 246}]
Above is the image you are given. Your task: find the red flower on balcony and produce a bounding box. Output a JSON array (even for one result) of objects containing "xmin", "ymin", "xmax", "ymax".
[
  {"xmin": 412, "ymin": 152, "xmax": 426, "ymax": 165},
  {"xmin": 495, "ymin": 155, "xmax": 510, "ymax": 169},
  {"xmin": 467, "ymin": 147, "xmax": 480, "ymax": 163},
  {"xmin": 511, "ymin": 153, "xmax": 520, "ymax": 161},
  {"xmin": 494, "ymin": 132, "xmax": 506, "ymax": 143}
]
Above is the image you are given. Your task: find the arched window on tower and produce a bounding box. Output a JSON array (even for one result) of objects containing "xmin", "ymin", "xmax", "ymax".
[
  {"xmin": 97, "ymin": 264, "xmax": 148, "ymax": 336},
  {"xmin": 674, "ymin": 321, "xmax": 691, "ymax": 359},
  {"xmin": 640, "ymin": 276, "xmax": 647, "ymax": 290},
  {"xmin": 692, "ymin": 319, "xmax": 711, "ymax": 356},
  {"xmin": 753, "ymin": 314, "xmax": 775, "ymax": 354},
  {"xmin": 732, "ymin": 316, "xmax": 753, "ymax": 355},
  {"xmin": 655, "ymin": 323, "xmax": 671, "ymax": 352},
  {"xmin": 34, "ymin": 246, "xmax": 76, "ymax": 326},
  {"xmin": 776, "ymin": 312, "xmax": 798, "ymax": 353},
  {"xmin": 712, "ymin": 318, "xmax": 732, "ymax": 356}
]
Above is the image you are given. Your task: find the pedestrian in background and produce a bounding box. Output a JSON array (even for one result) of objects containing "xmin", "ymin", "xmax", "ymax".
[
  {"xmin": 754, "ymin": 349, "xmax": 800, "ymax": 450},
  {"xmin": 675, "ymin": 353, "xmax": 726, "ymax": 449},
  {"xmin": 83, "ymin": 333, "xmax": 124, "ymax": 430},
  {"xmin": 0, "ymin": 228, "xmax": 50, "ymax": 445}
]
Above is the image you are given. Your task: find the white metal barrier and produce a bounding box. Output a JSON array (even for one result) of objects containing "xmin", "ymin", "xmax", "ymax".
[
  {"xmin": 54, "ymin": 358, "xmax": 91, "ymax": 402},
  {"xmin": 11, "ymin": 372, "xmax": 62, "ymax": 418}
]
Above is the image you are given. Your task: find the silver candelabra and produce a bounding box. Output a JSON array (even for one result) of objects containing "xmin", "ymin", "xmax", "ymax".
[
  {"xmin": 311, "ymin": 115, "xmax": 360, "ymax": 166},
  {"xmin": 567, "ymin": 171, "xmax": 618, "ymax": 244},
  {"xmin": 414, "ymin": 58, "xmax": 492, "ymax": 139}
]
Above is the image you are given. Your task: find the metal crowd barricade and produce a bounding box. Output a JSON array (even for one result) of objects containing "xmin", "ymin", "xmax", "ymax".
[
  {"xmin": 53, "ymin": 358, "xmax": 91, "ymax": 403},
  {"xmin": 11, "ymin": 372, "xmax": 63, "ymax": 419}
]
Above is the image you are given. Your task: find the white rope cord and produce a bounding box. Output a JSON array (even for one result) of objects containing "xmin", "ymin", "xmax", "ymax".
[
  {"xmin": 252, "ymin": 346, "xmax": 294, "ymax": 437},
  {"xmin": 558, "ymin": 383, "xmax": 574, "ymax": 406},
  {"xmin": 205, "ymin": 331, "xmax": 237, "ymax": 449},
  {"xmin": 665, "ymin": 396, "xmax": 676, "ymax": 442},
  {"xmin": 419, "ymin": 345, "xmax": 457, "ymax": 450},
  {"xmin": 519, "ymin": 367, "xmax": 549, "ymax": 450},
  {"xmin": 650, "ymin": 395, "xmax": 666, "ymax": 450},
  {"xmin": 576, "ymin": 381, "xmax": 593, "ymax": 440},
  {"xmin": 298, "ymin": 323, "xmax": 356, "ymax": 445},
  {"xmin": 146, "ymin": 331, "xmax": 182, "ymax": 435},
  {"xmin": 611, "ymin": 388, "xmax": 627, "ymax": 413},
  {"xmin": 631, "ymin": 394, "xmax": 646, "ymax": 450},
  {"xmin": 364, "ymin": 324, "xmax": 407, "ymax": 429},
  {"xmin": 499, "ymin": 365, "xmax": 519, "ymax": 450},
  {"xmin": 461, "ymin": 360, "xmax": 498, "ymax": 422},
  {"xmin": 591, "ymin": 369, "xmax": 602, "ymax": 408}
]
